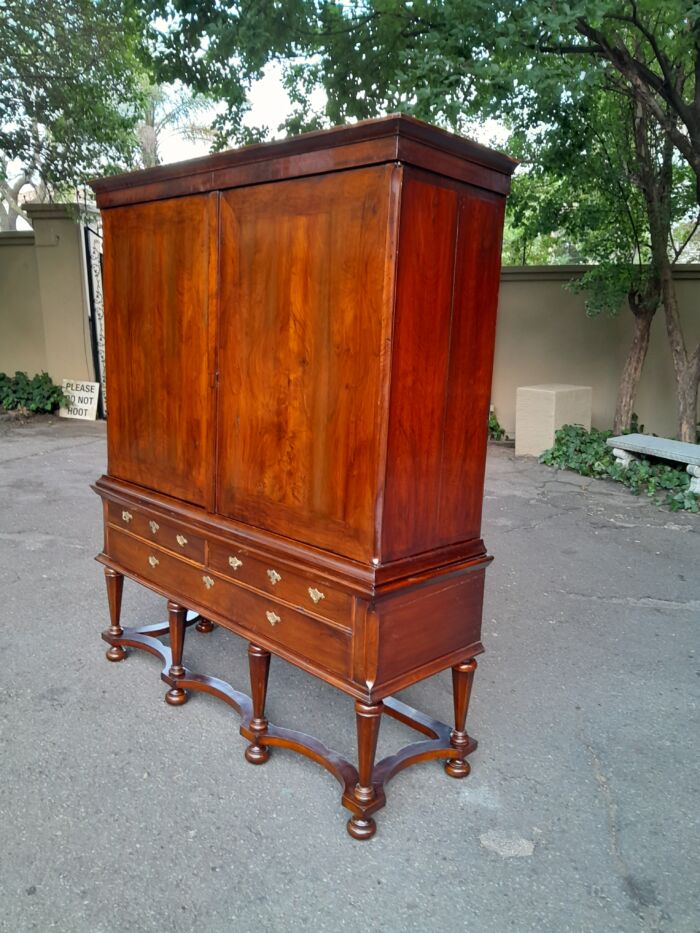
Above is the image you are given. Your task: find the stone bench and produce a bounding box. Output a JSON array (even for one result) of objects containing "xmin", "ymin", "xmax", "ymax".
[{"xmin": 606, "ymin": 433, "xmax": 700, "ymax": 493}]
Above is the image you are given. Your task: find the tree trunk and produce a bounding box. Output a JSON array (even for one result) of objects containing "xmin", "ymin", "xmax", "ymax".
[
  {"xmin": 659, "ymin": 260, "xmax": 700, "ymax": 442},
  {"xmin": 613, "ymin": 301, "xmax": 655, "ymax": 434},
  {"xmin": 677, "ymin": 355, "xmax": 700, "ymax": 443}
]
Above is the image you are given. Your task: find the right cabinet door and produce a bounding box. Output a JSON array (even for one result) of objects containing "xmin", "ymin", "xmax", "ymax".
[{"xmin": 216, "ymin": 165, "xmax": 397, "ymax": 562}]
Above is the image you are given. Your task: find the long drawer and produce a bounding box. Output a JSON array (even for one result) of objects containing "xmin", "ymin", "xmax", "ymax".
[{"xmin": 107, "ymin": 527, "xmax": 352, "ymax": 679}]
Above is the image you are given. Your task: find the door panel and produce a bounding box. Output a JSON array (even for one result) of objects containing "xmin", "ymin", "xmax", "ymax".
[
  {"xmin": 217, "ymin": 166, "xmax": 396, "ymax": 560},
  {"xmin": 102, "ymin": 194, "xmax": 216, "ymax": 506}
]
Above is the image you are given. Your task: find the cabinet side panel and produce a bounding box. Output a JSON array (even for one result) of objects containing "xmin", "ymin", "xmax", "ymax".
[
  {"xmin": 380, "ymin": 174, "xmax": 458, "ymax": 561},
  {"xmin": 217, "ymin": 166, "xmax": 395, "ymax": 561},
  {"xmin": 381, "ymin": 172, "xmax": 506, "ymax": 561},
  {"xmin": 102, "ymin": 195, "xmax": 215, "ymax": 506},
  {"xmin": 374, "ymin": 570, "xmax": 485, "ymax": 691},
  {"xmin": 437, "ymin": 190, "xmax": 506, "ymax": 541}
]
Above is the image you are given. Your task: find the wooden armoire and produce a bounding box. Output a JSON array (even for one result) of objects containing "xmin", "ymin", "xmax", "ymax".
[{"xmin": 91, "ymin": 115, "xmax": 515, "ymax": 839}]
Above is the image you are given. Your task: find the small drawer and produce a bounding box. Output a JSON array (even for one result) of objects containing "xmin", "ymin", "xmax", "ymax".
[
  {"xmin": 107, "ymin": 502, "xmax": 204, "ymax": 564},
  {"xmin": 106, "ymin": 528, "xmax": 351, "ymax": 679},
  {"xmin": 208, "ymin": 540, "xmax": 353, "ymax": 625}
]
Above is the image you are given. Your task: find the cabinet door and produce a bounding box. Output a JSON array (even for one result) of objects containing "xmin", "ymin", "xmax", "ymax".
[
  {"xmin": 217, "ymin": 166, "xmax": 397, "ymax": 561},
  {"xmin": 102, "ymin": 194, "xmax": 217, "ymax": 507}
]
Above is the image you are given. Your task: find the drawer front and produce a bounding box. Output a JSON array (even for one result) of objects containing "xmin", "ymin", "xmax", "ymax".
[
  {"xmin": 208, "ymin": 540, "xmax": 352, "ymax": 624},
  {"xmin": 107, "ymin": 502, "xmax": 205, "ymax": 564},
  {"xmin": 107, "ymin": 528, "xmax": 351, "ymax": 678}
]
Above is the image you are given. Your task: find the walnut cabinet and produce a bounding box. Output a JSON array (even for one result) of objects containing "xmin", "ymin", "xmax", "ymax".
[{"xmin": 92, "ymin": 115, "xmax": 515, "ymax": 839}]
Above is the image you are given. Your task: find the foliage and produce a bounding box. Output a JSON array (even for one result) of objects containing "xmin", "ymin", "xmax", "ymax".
[
  {"xmin": 0, "ymin": 371, "xmax": 68, "ymax": 413},
  {"xmin": 144, "ymin": 2, "xmax": 700, "ymax": 156},
  {"xmin": 139, "ymin": 1, "xmax": 700, "ymax": 438},
  {"xmin": 540, "ymin": 424, "xmax": 698, "ymax": 512},
  {"xmin": 488, "ymin": 411, "xmax": 507, "ymax": 441},
  {"xmin": 135, "ymin": 81, "xmax": 215, "ymax": 169},
  {"xmin": 0, "ymin": 0, "xmax": 149, "ymax": 220}
]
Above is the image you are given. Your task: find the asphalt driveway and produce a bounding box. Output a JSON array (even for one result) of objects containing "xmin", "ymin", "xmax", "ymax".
[{"xmin": 0, "ymin": 417, "xmax": 697, "ymax": 933}]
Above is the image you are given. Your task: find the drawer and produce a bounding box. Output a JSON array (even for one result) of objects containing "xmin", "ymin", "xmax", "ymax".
[
  {"xmin": 107, "ymin": 502, "xmax": 205, "ymax": 564},
  {"xmin": 208, "ymin": 540, "xmax": 353, "ymax": 624},
  {"xmin": 107, "ymin": 528, "xmax": 351, "ymax": 679}
]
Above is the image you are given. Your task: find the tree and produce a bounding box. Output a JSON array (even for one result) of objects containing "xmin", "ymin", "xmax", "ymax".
[
  {"xmin": 506, "ymin": 84, "xmax": 700, "ymax": 435},
  {"xmin": 0, "ymin": 0, "xmax": 148, "ymax": 228},
  {"xmin": 147, "ymin": 0, "xmax": 700, "ymax": 440},
  {"xmin": 530, "ymin": 2, "xmax": 700, "ymax": 443},
  {"xmin": 135, "ymin": 82, "xmax": 215, "ymax": 169}
]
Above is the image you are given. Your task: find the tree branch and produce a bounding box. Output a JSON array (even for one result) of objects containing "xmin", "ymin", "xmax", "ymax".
[{"xmin": 672, "ymin": 211, "xmax": 700, "ymax": 261}]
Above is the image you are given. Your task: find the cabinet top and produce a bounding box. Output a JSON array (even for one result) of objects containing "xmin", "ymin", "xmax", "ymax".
[{"xmin": 91, "ymin": 114, "xmax": 517, "ymax": 209}]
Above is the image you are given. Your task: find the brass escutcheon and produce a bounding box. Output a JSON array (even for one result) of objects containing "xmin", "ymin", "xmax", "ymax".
[
  {"xmin": 148, "ymin": 555, "xmax": 159, "ymax": 568},
  {"xmin": 266, "ymin": 610, "xmax": 281, "ymax": 626},
  {"xmin": 267, "ymin": 569, "xmax": 282, "ymax": 586},
  {"xmin": 122, "ymin": 510, "xmax": 133, "ymax": 523},
  {"xmin": 149, "ymin": 520, "xmax": 159, "ymax": 534},
  {"xmin": 228, "ymin": 556, "xmax": 243, "ymax": 570},
  {"xmin": 202, "ymin": 575, "xmax": 215, "ymax": 590},
  {"xmin": 308, "ymin": 587, "xmax": 325, "ymax": 604},
  {"xmin": 176, "ymin": 534, "xmax": 187, "ymax": 547}
]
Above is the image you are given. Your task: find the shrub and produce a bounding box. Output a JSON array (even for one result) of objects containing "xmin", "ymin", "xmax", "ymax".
[
  {"xmin": 0, "ymin": 371, "xmax": 68, "ymax": 413},
  {"xmin": 540, "ymin": 424, "xmax": 698, "ymax": 513},
  {"xmin": 488, "ymin": 410, "xmax": 507, "ymax": 441}
]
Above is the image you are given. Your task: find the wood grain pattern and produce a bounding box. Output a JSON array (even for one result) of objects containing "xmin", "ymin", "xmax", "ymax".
[
  {"xmin": 381, "ymin": 173, "xmax": 458, "ymax": 560},
  {"xmin": 217, "ymin": 166, "xmax": 397, "ymax": 561},
  {"xmin": 381, "ymin": 170, "xmax": 507, "ymax": 560},
  {"xmin": 102, "ymin": 194, "xmax": 217, "ymax": 507},
  {"xmin": 373, "ymin": 569, "xmax": 485, "ymax": 689},
  {"xmin": 436, "ymin": 189, "xmax": 506, "ymax": 543}
]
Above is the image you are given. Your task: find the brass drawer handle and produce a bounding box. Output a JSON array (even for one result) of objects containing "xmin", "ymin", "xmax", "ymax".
[
  {"xmin": 203, "ymin": 575, "xmax": 215, "ymax": 590},
  {"xmin": 176, "ymin": 534, "xmax": 188, "ymax": 547},
  {"xmin": 148, "ymin": 555, "xmax": 159, "ymax": 568},
  {"xmin": 122, "ymin": 510, "xmax": 133, "ymax": 524},
  {"xmin": 266, "ymin": 610, "xmax": 281, "ymax": 627},
  {"xmin": 149, "ymin": 520, "xmax": 159, "ymax": 534},
  {"xmin": 229, "ymin": 556, "xmax": 243, "ymax": 570},
  {"xmin": 308, "ymin": 587, "xmax": 325, "ymax": 604},
  {"xmin": 267, "ymin": 569, "xmax": 282, "ymax": 586}
]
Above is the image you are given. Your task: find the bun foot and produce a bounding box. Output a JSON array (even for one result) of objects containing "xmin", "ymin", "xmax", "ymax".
[
  {"xmin": 245, "ymin": 742, "xmax": 270, "ymax": 765},
  {"xmin": 105, "ymin": 645, "xmax": 127, "ymax": 662},
  {"xmin": 195, "ymin": 617, "xmax": 215, "ymax": 634},
  {"xmin": 165, "ymin": 687, "xmax": 188, "ymax": 706},
  {"xmin": 346, "ymin": 816, "xmax": 377, "ymax": 840},
  {"xmin": 444, "ymin": 758, "xmax": 471, "ymax": 779}
]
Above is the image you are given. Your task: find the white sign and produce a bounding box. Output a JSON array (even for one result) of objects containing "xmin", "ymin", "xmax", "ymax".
[{"xmin": 59, "ymin": 379, "xmax": 100, "ymax": 420}]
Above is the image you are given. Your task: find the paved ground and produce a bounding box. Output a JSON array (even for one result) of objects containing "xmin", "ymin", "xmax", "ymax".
[{"xmin": 0, "ymin": 416, "xmax": 698, "ymax": 933}]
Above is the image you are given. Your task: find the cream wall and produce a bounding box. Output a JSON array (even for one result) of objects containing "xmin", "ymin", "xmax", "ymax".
[
  {"xmin": 492, "ymin": 266, "xmax": 700, "ymax": 438},
  {"xmin": 0, "ymin": 233, "xmax": 45, "ymax": 377},
  {"xmin": 0, "ymin": 204, "xmax": 95, "ymax": 385},
  {"xmin": 1, "ymin": 225, "xmax": 698, "ymax": 438}
]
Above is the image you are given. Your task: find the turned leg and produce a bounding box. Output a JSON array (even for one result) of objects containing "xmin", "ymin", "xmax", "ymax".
[
  {"xmin": 347, "ymin": 700, "xmax": 383, "ymax": 840},
  {"xmin": 104, "ymin": 567, "xmax": 126, "ymax": 662},
  {"xmin": 245, "ymin": 643, "xmax": 271, "ymax": 764},
  {"xmin": 165, "ymin": 600, "xmax": 188, "ymax": 706},
  {"xmin": 195, "ymin": 616, "xmax": 215, "ymax": 634},
  {"xmin": 445, "ymin": 658, "xmax": 477, "ymax": 778}
]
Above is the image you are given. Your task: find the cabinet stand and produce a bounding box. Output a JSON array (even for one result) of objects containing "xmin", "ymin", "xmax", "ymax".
[{"xmin": 101, "ymin": 575, "xmax": 478, "ymax": 840}]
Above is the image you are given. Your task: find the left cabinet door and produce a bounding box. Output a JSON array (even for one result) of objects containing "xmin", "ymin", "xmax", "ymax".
[{"xmin": 102, "ymin": 194, "xmax": 218, "ymax": 507}]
